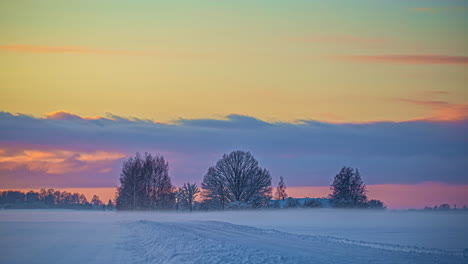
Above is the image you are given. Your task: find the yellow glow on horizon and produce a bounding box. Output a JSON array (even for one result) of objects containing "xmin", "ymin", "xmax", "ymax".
[{"xmin": 0, "ymin": 1, "xmax": 467, "ymax": 123}]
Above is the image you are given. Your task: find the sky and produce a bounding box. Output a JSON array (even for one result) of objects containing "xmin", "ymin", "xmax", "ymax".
[{"xmin": 0, "ymin": 0, "xmax": 467, "ymax": 208}]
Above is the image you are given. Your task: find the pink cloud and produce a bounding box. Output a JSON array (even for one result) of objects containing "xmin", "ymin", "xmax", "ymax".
[
  {"xmin": 390, "ymin": 98, "xmax": 468, "ymax": 122},
  {"xmin": 424, "ymin": 90, "xmax": 450, "ymax": 96},
  {"xmin": 392, "ymin": 98, "xmax": 449, "ymax": 107},
  {"xmin": 422, "ymin": 104, "xmax": 468, "ymax": 122},
  {"xmin": 334, "ymin": 55, "xmax": 468, "ymax": 65},
  {"xmin": 291, "ymin": 35, "xmax": 389, "ymax": 47}
]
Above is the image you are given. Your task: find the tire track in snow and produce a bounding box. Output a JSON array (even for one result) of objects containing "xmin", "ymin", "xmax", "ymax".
[{"xmin": 124, "ymin": 220, "xmax": 466, "ymax": 264}]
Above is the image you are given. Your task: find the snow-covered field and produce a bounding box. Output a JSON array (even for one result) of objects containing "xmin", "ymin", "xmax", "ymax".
[{"xmin": 1, "ymin": 209, "xmax": 467, "ymax": 264}]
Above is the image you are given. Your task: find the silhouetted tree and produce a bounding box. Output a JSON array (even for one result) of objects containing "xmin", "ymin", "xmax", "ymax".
[
  {"xmin": 201, "ymin": 167, "xmax": 228, "ymax": 210},
  {"xmin": 367, "ymin": 199, "xmax": 386, "ymax": 209},
  {"xmin": 0, "ymin": 189, "xmax": 99, "ymax": 210},
  {"xmin": 4, "ymin": 191, "xmax": 25, "ymax": 204},
  {"xmin": 116, "ymin": 152, "xmax": 175, "ymax": 210},
  {"xmin": 91, "ymin": 195, "xmax": 103, "ymax": 207},
  {"xmin": 25, "ymin": 191, "xmax": 40, "ymax": 204},
  {"xmin": 275, "ymin": 176, "xmax": 288, "ymax": 200},
  {"xmin": 303, "ymin": 199, "xmax": 322, "ymax": 208},
  {"xmin": 438, "ymin": 204, "xmax": 451, "ymax": 210},
  {"xmin": 329, "ymin": 167, "xmax": 367, "ymax": 208},
  {"xmin": 177, "ymin": 182, "xmax": 200, "ymax": 212},
  {"xmin": 39, "ymin": 189, "xmax": 55, "ymax": 206},
  {"xmin": 106, "ymin": 199, "xmax": 115, "ymax": 210},
  {"xmin": 202, "ymin": 151, "xmax": 272, "ymax": 209},
  {"xmin": 285, "ymin": 197, "xmax": 300, "ymax": 208}
]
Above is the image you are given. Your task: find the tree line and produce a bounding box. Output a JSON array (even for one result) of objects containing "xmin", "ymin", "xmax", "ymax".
[
  {"xmin": 0, "ymin": 189, "xmax": 114, "ymax": 210},
  {"xmin": 116, "ymin": 151, "xmax": 386, "ymax": 211}
]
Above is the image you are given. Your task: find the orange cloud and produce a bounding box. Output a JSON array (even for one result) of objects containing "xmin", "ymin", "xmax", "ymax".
[
  {"xmin": 99, "ymin": 168, "xmax": 113, "ymax": 173},
  {"xmin": 44, "ymin": 111, "xmax": 109, "ymax": 121},
  {"xmin": 0, "ymin": 148, "xmax": 125, "ymax": 174},
  {"xmin": 334, "ymin": 55, "xmax": 468, "ymax": 65},
  {"xmin": 0, "ymin": 150, "xmax": 72, "ymax": 164},
  {"xmin": 77, "ymin": 151, "xmax": 125, "ymax": 162},
  {"xmin": 392, "ymin": 98, "xmax": 468, "ymax": 121},
  {"xmin": 424, "ymin": 104, "xmax": 468, "ymax": 121}
]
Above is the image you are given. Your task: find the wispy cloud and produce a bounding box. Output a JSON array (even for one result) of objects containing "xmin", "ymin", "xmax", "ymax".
[
  {"xmin": 392, "ymin": 98, "xmax": 449, "ymax": 107},
  {"xmin": 290, "ymin": 35, "xmax": 390, "ymax": 48},
  {"xmin": 391, "ymin": 98, "xmax": 468, "ymax": 122},
  {"xmin": 423, "ymin": 104, "xmax": 468, "ymax": 122},
  {"xmin": 411, "ymin": 8, "xmax": 436, "ymax": 12},
  {"xmin": 410, "ymin": 7, "xmax": 468, "ymax": 13},
  {"xmin": 0, "ymin": 148, "xmax": 125, "ymax": 175},
  {"xmin": 425, "ymin": 90, "xmax": 450, "ymax": 96},
  {"xmin": 334, "ymin": 55, "xmax": 468, "ymax": 65},
  {"xmin": 0, "ymin": 44, "xmax": 189, "ymax": 58}
]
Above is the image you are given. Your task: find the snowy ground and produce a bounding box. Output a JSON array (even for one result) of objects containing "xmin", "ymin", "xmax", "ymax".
[{"xmin": 0, "ymin": 210, "xmax": 467, "ymax": 264}]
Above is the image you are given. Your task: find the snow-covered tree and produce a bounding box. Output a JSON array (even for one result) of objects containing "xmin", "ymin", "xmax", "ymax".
[
  {"xmin": 329, "ymin": 167, "xmax": 367, "ymax": 208},
  {"xmin": 202, "ymin": 151, "xmax": 272, "ymax": 209},
  {"xmin": 116, "ymin": 152, "xmax": 175, "ymax": 210},
  {"xmin": 275, "ymin": 176, "xmax": 288, "ymax": 200},
  {"xmin": 177, "ymin": 182, "xmax": 200, "ymax": 212}
]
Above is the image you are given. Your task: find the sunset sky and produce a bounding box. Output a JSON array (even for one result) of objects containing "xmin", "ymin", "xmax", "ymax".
[{"xmin": 0, "ymin": 0, "xmax": 467, "ymax": 208}]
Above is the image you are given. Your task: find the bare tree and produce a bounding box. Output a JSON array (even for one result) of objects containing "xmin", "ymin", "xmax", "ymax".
[
  {"xmin": 202, "ymin": 150, "xmax": 272, "ymax": 209},
  {"xmin": 275, "ymin": 176, "xmax": 288, "ymax": 200},
  {"xmin": 177, "ymin": 182, "xmax": 200, "ymax": 212},
  {"xmin": 201, "ymin": 167, "xmax": 228, "ymax": 210},
  {"xmin": 116, "ymin": 152, "xmax": 175, "ymax": 210}
]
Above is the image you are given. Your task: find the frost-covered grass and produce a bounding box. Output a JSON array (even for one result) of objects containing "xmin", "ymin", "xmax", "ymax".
[{"xmin": 0, "ymin": 209, "xmax": 467, "ymax": 263}]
